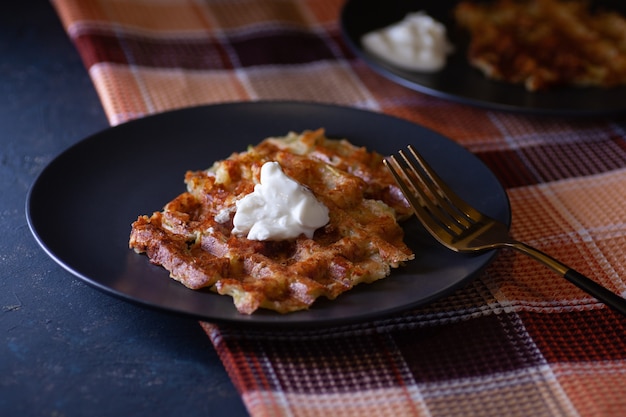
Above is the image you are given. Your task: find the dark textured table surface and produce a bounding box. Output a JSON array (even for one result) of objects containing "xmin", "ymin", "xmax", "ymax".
[{"xmin": 1, "ymin": 2, "xmax": 247, "ymax": 415}]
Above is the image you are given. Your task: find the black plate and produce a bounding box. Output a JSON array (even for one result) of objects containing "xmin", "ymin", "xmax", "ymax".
[
  {"xmin": 26, "ymin": 101, "xmax": 510, "ymax": 327},
  {"xmin": 341, "ymin": 0, "xmax": 626, "ymax": 116}
]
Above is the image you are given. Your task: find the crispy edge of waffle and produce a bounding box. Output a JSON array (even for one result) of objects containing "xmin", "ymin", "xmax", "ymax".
[
  {"xmin": 129, "ymin": 129, "xmax": 414, "ymax": 314},
  {"xmin": 454, "ymin": 0, "xmax": 626, "ymax": 91}
]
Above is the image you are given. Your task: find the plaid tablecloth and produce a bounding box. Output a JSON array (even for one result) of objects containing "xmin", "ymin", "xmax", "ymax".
[{"xmin": 51, "ymin": 0, "xmax": 626, "ymax": 416}]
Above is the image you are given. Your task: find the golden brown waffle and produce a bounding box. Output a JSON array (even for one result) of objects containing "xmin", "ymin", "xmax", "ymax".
[
  {"xmin": 129, "ymin": 129, "xmax": 414, "ymax": 314},
  {"xmin": 455, "ymin": 0, "xmax": 626, "ymax": 91}
]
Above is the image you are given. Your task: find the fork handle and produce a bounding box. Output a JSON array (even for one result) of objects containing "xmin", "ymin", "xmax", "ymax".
[
  {"xmin": 514, "ymin": 241, "xmax": 626, "ymax": 317},
  {"xmin": 564, "ymin": 269, "xmax": 626, "ymax": 317}
]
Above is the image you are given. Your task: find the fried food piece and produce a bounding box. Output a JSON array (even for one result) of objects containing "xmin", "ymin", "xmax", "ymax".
[
  {"xmin": 129, "ymin": 129, "xmax": 413, "ymax": 314},
  {"xmin": 455, "ymin": 0, "xmax": 626, "ymax": 90}
]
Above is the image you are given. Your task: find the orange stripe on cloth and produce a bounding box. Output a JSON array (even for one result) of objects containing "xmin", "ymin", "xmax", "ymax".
[
  {"xmin": 53, "ymin": 0, "xmax": 216, "ymax": 32},
  {"xmin": 552, "ymin": 362, "xmax": 626, "ymax": 416},
  {"xmin": 89, "ymin": 62, "xmax": 252, "ymax": 124}
]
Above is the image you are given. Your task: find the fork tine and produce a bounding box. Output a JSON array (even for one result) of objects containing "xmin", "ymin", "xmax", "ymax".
[
  {"xmin": 404, "ymin": 145, "xmax": 484, "ymax": 225},
  {"xmin": 392, "ymin": 151, "xmax": 465, "ymax": 236},
  {"xmin": 385, "ymin": 144, "xmax": 489, "ymax": 248},
  {"xmin": 384, "ymin": 156, "xmax": 460, "ymax": 242},
  {"xmin": 397, "ymin": 149, "xmax": 472, "ymax": 232}
]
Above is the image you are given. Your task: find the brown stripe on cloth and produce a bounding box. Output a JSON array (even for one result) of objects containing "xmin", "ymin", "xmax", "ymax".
[
  {"xmin": 477, "ymin": 135, "xmax": 626, "ymax": 188},
  {"xmin": 229, "ymin": 29, "xmax": 342, "ymax": 67},
  {"xmin": 207, "ymin": 311, "xmax": 545, "ymax": 391},
  {"xmin": 520, "ymin": 309, "xmax": 626, "ymax": 362},
  {"xmin": 74, "ymin": 32, "xmax": 235, "ymax": 70},
  {"xmin": 51, "ymin": 0, "xmax": 626, "ymax": 415},
  {"xmin": 73, "ymin": 29, "xmax": 341, "ymax": 70}
]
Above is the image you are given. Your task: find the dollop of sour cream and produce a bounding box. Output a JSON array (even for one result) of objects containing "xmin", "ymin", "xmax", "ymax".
[
  {"xmin": 361, "ymin": 11, "xmax": 453, "ymax": 72},
  {"xmin": 231, "ymin": 161, "xmax": 330, "ymax": 241}
]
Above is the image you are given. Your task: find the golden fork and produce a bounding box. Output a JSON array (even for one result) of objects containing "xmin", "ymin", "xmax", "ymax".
[{"xmin": 384, "ymin": 145, "xmax": 626, "ymax": 316}]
